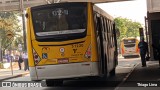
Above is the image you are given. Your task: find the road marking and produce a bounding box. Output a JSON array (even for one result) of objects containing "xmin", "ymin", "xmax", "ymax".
[{"xmin": 114, "ymin": 62, "xmax": 140, "ymax": 90}]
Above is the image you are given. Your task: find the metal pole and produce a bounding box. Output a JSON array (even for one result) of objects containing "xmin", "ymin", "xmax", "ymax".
[
  {"xmin": 20, "ymin": 0, "xmax": 27, "ymax": 52},
  {"xmin": 0, "ymin": 33, "xmax": 2, "ymax": 63},
  {"xmin": 10, "ymin": 56, "xmax": 13, "ymax": 76},
  {"xmin": 0, "ymin": 38, "xmax": 2, "ymax": 62},
  {"xmin": 22, "ymin": 12, "xmax": 27, "ymax": 51},
  {"xmin": 10, "ymin": 44, "xmax": 13, "ymax": 76},
  {"xmin": 139, "ymin": 28, "xmax": 144, "ymax": 39},
  {"xmin": 144, "ymin": 17, "xmax": 150, "ymax": 58}
]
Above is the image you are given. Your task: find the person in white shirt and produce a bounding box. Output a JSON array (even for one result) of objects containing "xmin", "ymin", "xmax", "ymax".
[{"xmin": 22, "ymin": 52, "xmax": 29, "ymax": 71}]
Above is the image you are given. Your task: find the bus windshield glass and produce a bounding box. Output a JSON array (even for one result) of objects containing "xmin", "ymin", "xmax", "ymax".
[
  {"xmin": 31, "ymin": 3, "xmax": 87, "ymax": 41},
  {"xmin": 123, "ymin": 39, "xmax": 136, "ymax": 44}
]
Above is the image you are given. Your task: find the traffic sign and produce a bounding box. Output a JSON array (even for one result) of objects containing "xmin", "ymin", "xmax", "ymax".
[{"xmin": 6, "ymin": 30, "xmax": 14, "ymax": 40}]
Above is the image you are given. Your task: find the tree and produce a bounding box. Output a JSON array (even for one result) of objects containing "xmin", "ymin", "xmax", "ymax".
[
  {"xmin": 114, "ymin": 17, "xmax": 142, "ymax": 53},
  {"xmin": 0, "ymin": 11, "xmax": 22, "ymax": 60}
]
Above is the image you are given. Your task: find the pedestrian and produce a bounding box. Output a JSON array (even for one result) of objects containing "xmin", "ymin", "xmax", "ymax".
[
  {"xmin": 22, "ymin": 52, "xmax": 29, "ymax": 71},
  {"xmin": 138, "ymin": 38, "xmax": 148, "ymax": 67},
  {"xmin": 6, "ymin": 54, "xmax": 10, "ymax": 63},
  {"xmin": 152, "ymin": 44, "xmax": 160, "ymax": 68},
  {"xmin": 18, "ymin": 54, "xmax": 23, "ymax": 70}
]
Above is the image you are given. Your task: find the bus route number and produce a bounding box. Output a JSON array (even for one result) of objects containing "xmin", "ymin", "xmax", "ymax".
[{"xmin": 72, "ymin": 44, "xmax": 83, "ymax": 48}]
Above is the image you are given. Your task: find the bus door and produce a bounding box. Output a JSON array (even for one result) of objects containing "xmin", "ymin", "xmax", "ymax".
[{"xmin": 95, "ymin": 14, "xmax": 107, "ymax": 76}]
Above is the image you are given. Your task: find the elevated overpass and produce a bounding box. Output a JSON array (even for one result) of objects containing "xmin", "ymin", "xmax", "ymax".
[
  {"xmin": 0, "ymin": 0, "xmax": 133, "ymax": 51},
  {"xmin": 0, "ymin": 0, "xmax": 132, "ymax": 11}
]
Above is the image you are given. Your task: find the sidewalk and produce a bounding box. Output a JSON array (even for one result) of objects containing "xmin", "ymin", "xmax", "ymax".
[
  {"xmin": 116, "ymin": 61, "xmax": 160, "ymax": 90},
  {"xmin": 124, "ymin": 61, "xmax": 160, "ymax": 81},
  {"xmin": 0, "ymin": 62, "xmax": 29, "ymax": 81}
]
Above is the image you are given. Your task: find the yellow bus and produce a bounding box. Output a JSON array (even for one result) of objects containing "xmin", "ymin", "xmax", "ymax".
[
  {"xmin": 26, "ymin": 2, "xmax": 118, "ymax": 86},
  {"xmin": 121, "ymin": 37, "xmax": 139, "ymax": 58}
]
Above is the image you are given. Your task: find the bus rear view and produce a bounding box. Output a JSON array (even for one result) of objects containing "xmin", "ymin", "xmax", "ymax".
[
  {"xmin": 26, "ymin": 2, "xmax": 118, "ymax": 86},
  {"xmin": 121, "ymin": 38, "xmax": 139, "ymax": 58}
]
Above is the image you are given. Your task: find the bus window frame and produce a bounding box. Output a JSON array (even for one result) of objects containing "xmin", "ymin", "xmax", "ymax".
[{"xmin": 30, "ymin": 2, "xmax": 88, "ymax": 42}]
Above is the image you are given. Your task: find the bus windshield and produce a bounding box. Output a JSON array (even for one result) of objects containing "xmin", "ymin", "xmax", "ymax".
[
  {"xmin": 123, "ymin": 39, "xmax": 136, "ymax": 44},
  {"xmin": 31, "ymin": 3, "xmax": 87, "ymax": 41}
]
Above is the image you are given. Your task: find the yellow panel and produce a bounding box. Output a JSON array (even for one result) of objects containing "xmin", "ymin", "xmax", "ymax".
[
  {"xmin": 26, "ymin": 8, "xmax": 35, "ymax": 67},
  {"xmin": 88, "ymin": 3, "xmax": 98, "ymax": 62},
  {"xmin": 31, "ymin": 36, "xmax": 91, "ymax": 66}
]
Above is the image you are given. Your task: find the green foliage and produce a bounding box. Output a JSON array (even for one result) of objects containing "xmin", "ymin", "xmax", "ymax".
[
  {"xmin": 0, "ymin": 62, "xmax": 4, "ymax": 69},
  {"xmin": 0, "ymin": 11, "xmax": 22, "ymax": 54},
  {"xmin": 114, "ymin": 17, "xmax": 142, "ymax": 45}
]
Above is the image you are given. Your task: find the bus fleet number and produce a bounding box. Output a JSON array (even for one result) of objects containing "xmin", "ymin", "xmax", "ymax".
[{"xmin": 72, "ymin": 44, "xmax": 83, "ymax": 48}]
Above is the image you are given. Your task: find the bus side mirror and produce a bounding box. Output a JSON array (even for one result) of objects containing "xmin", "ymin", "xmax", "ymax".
[{"xmin": 25, "ymin": 13, "xmax": 29, "ymax": 18}]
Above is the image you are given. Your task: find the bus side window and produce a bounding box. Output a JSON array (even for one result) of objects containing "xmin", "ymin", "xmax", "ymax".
[
  {"xmin": 111, "ymin": 22, "xmax": 114, "ymax": 48},
  {"xmin": 112, "ymin": 23, "xmax": 116, "ymax": 47},
  {"xmin": 110, "ymin": 21, "xmax": 114, "ymax": 48},
  {"xmin": 100, "ymin": 16, "xmax": 106, "ymax": 41},
  {"xmin": 107, "ymin": 20, "xmax": 111, "ymax": 48},
  {"xmin": 94, "ymin": 13, "xmax": 101, "ymax": 36},
  {"xmin": 102, "ymin": 17, "xmax": 107, "ymax": 41},
  {"xmin": 105, "ymin": 19, "xmax": 109, "ymax": 42},
  {"xmin": 111, "ymin": 22, "xmax": 114, "ymax": 47},
  {"xmin": 93, "ymin": 12, "xmax": 98, "ymax": 34}
]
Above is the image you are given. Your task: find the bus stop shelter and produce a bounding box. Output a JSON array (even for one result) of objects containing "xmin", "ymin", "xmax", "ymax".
[{"xmin": 0, "ymin": 0, "xmax": 132, "ymax": 51}]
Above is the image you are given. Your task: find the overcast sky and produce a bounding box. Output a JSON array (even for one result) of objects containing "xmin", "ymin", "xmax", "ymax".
[{"xmin": 96, "ymin": 0, "xmax": 147, "ymax": 25}]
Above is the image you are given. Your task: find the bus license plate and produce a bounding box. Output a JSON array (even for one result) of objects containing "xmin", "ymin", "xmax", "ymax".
[{"xmin": 58, "ymin": 58, "xmax": 69, "ymax": 64}]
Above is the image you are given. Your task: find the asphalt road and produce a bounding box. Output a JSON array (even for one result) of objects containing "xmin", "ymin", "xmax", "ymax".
[{"xmin": 0, "ymin": 56, "xmax": 140, "ymax": 90}]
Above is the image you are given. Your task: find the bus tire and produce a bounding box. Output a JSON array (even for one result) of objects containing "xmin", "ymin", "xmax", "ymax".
[
  {"xmin": 110, "ymin": 68, "xmax": 116, "ymax": 76},
  {"xmin": 46, "ymin": 79, "xmax": 63, "ymax": 87},
  {"xmin": 54, "ymin": 80, "xmax": 63, "ymax": 86},
  {"xmin": 46, "ymin": 79, "xmax": 53, "ymax": 87}
]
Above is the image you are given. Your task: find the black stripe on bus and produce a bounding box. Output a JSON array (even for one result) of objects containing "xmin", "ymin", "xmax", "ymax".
[{"xmin": 38, "ymin": 41, "xmax": 85, "ymax": 46}]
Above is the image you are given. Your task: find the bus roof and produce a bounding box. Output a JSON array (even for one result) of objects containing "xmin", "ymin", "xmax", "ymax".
[
  {"xmin": 28, "ymin": 2, "xmax": 114, "ymax": 21},
  {"xmin": 93, "ymin": 5, "xmax": 114, "ymax": 20}
]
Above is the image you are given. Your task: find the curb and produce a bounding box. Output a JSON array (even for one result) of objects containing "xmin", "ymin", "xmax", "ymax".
[
  {"xmin": 114, "ymin": 62, "xmax": 140, "ymax": 90},
  {"xmin": 0, "ymin": 72, "xmax": 29, "ymax": 81}
]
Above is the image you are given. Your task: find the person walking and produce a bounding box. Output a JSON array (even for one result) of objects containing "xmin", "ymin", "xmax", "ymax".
[
  {"xmin": 138, "ymin": 38, "xmax": 148, "ymax": 67},
  {"xmin": 18, "ymin": 54, "xmax": 23, "ymax": 70},
  {"xmin": 6, "ymin": 54, "xmax": 10, "ymax": 63},
  {"xmin": 22, "ymin": 52, "xmax": 29, "ymax": 71}
]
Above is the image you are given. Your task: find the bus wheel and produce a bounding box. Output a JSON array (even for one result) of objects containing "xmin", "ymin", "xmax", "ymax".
[
  {"xmin": 46, "ymin": 79, "xmax": 53, "ymax": 87},
  {"xmin": 46, "ymin": 79, "xmax": 63, "ymax": 87},
  {"xmin": 110, "ymin": 68, "xmax": 116, "ymax": 76},
  {"xmin": 101, "ymin": 74, "xmax": 109, "ymax": 81},
  {"xmin": 54, "ymin": 80, "xmax": 63, "ymax": 86}
]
